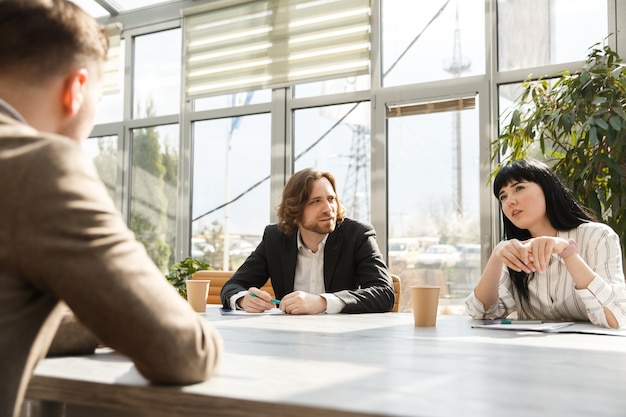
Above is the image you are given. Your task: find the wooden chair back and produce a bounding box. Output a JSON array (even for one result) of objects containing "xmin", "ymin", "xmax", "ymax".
[
  {"xmin": 192, "ymin": 270, "xmax": 274, "ymax": 305},
  {"xmin": 391, "ymin": 274, "xmax": 401, "ymax": 312}
]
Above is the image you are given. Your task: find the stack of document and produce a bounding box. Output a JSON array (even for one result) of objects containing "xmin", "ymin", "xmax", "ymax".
[
  {"xmin": 472, "ymin": 320, "xmax": 574, "ymax": 332},
  {"xmin": 472, "ymin": 319, "xmax": 626, "ymax": 335}
]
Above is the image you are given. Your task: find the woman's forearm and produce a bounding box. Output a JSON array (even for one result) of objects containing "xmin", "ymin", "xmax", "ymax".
[
  {"xmin": 473, "ymin": 256, "xmax": 505, "ymax": 310},
  {"xmin": 563, "ymin": 254, "xmax": 619, "ymax": 328}
]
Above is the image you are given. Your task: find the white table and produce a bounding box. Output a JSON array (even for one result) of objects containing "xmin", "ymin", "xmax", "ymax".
[{"xmin": 25, "ymin": 307, "xmax": 626, "ymax": 417}]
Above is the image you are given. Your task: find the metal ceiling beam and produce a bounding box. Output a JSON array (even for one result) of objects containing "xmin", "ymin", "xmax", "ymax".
[
  {"xmin": 94, "ymin": 0, "xmax": 121, "ymax": 16},
  {"xmin": 96, "ymin": 0, "xmax": 200, "ymax": 31}
]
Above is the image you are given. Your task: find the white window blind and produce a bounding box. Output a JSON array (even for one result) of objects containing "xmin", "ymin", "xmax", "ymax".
[
  {"xmin": 386, "ymin": 97, "xmax": 476, "ymax": 118},
  {"xmin": 182, "ymin": 0, "xmax": 371, "ymax": 99},
  {"xmin": 103, "ymin": 23, "xmax": 122, "ymax": 95}
]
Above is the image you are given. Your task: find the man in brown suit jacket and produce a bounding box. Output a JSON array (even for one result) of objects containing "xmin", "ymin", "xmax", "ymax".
[{"xmin": 0, "ymin": 2, "xmax": 222, "ymax": 416}]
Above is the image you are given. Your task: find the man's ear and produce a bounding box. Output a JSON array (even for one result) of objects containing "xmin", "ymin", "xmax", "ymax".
[{"xmin": 61, "ymin": 68, "xmax": 88, "ymax": 116}]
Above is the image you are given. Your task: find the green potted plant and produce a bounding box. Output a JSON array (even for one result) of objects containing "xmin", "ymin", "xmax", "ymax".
[
  {"xmin": 492, "ymin": 39, "xmax": 626, "ymax": 255},
  {"xmin": 165, "ymin": 257, "xmax": 212, "ymax": 298}
]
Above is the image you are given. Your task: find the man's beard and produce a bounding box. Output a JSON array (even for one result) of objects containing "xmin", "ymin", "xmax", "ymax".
[{"xmin": 301, "ymin": 218, "xmax": 336, "ymax": 235}]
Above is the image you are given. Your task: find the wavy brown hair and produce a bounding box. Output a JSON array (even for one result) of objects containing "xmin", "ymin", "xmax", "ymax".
[{"xmin": 277, "ymin": 168, "xmax": 346, "ymax": 236}]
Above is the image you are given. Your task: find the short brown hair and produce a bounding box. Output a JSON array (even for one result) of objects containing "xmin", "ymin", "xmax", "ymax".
[
  {"xmin": 0, "ymin": 0, "xmax": 109, "ymax": 81},
  {"xmin": 276, "ymin": 168, "xmax": 346, "ymax": 236}
]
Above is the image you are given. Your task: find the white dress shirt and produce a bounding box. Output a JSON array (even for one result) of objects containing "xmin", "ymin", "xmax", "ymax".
[{"xmin": 294, "ymin": 230, "xmax": 344, "ymax": 314}]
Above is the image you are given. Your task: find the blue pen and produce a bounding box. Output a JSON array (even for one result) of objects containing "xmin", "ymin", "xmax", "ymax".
[{"xmin": 249, "ymin": 292, "xmax": 281, "ymax": 305}]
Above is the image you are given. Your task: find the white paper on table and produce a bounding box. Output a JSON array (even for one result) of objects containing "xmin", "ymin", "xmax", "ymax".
[
  {"xmin": 471, "ymin": 321, "xmax": 574, "ymax": 332},
  {"xmin": 219, "ymin": 307, "xmax": 285, "ymax": 316}
]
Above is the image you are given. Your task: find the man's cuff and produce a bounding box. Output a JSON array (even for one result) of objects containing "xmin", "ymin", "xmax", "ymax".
[
  {"xmin": 320, "ymin": 293, "xmax": 345, "ymax": 314},
  {"xmin": 229, "ymin": 290, "xmax": 249, "ymax": 310}
]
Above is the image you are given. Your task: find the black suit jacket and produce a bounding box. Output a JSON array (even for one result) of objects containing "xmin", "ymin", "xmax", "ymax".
[{"xmin": 220, "ymin": 218, "xmax": 395, "ymax": 313}]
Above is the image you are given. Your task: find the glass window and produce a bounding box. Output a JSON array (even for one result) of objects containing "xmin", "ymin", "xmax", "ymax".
[
  {"xmin": 83, "ymin": 135, "xmax": 118, "ymax": 202},
  {"xmin": 294, "ymin": 102, "xmax": 371, "ymax": 223},
  {"xmin": 382, "ymin": 0, "xmax": 485, "ymax": 87},
  {"xmin": 191, "ymin": 114, "xmax": 271, "ymax": 271},
  {"xmin": 498, "ymin": 82, "xmax": 528, "ymax": 137},
  {"xmin": 294, "ymin": 75, "xmax": 370, "ymax": 99},
  {"xmin": 194, "ymin": 89, "xmax": 271, "ymax": 112},
  {"xmin": 96, "ymin": 39, "xmax": 125, "ymax": 124},
  {"xmin": 498, "ymin": 0, "xmax": 608, "ymax": 71},
  {"xmin": 130, "ymin": 124, "xmax": 179, "ymax": 272},
  {"xmin": 387, "ymin": 99, "xmax": 480, "ymax": 313},
  {"xmin": 133, "ymin": 29, "xmax": 181, "ymax": 118}
]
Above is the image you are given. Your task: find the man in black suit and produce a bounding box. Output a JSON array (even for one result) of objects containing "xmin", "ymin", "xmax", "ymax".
[{"xmin": 221, "ymin": 168, "xmax": 394, "ymax": 314}]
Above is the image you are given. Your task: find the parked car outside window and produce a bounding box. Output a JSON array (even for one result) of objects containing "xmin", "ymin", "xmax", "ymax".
[
  {"xmin": 415, "ymin": 244, "xmax": 460, "ymax": 268},
  {"xmin": 388, "ymin": 238, "xmax": 423, "ymax": 269},
  {"xmin": 457, "ymin": 243, "xmax": 481, "ymax": 268}
]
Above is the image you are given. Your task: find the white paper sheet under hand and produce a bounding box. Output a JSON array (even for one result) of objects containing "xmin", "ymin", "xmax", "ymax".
[
  {"xmin": 219, "ymin": 307, "xmax": 285, "ymax": 316},
  {"xmin": 472, "ymin": 321, "xmax": 574, "ymax": 332}
]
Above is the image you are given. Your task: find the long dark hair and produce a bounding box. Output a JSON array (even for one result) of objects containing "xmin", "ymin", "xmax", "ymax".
[{"xmin": 493, "ymin": 159, "xmax": 594, "ymax": 304}]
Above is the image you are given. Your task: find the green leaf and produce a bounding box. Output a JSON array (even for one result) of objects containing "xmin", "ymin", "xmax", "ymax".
[
  {"xmin": 588, "ymin": 126, "xmax": 598, "ymax": 144},
  {"xmin": 612, "ymin": 106, "xmax": 626, "ymax": 120},
  {"xmin": 512, "ymin": 109, "xmax": 520, "ymax": 126},
  {"xmin": 595, "ymin": 118, "xmax": 609, "ymax": 130},
  {"xmin": 592, "ymin": 96, "xmax": 607, "ymax": 105},
  {"xmin": 609, "ymin": 115, "xmax": 622, "ymax": 131}
]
